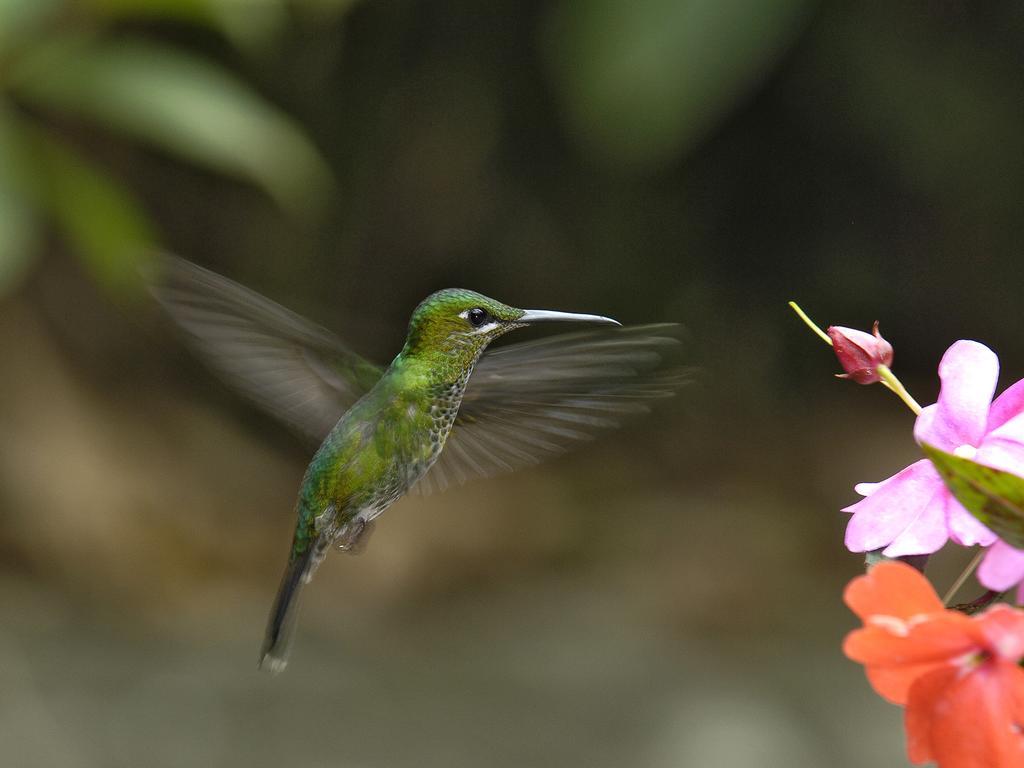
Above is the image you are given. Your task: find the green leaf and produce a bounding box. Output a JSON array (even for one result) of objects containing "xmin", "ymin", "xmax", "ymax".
[
  {"xmin": 0, "ymin": 106, "xmax": 39, "ymax": 296},
  {"xmin": 30, "ymin": 130, "xmax": 157, "ymax": 298},
  {"xmin": 0, "ymin": 0, "xmax": 62, "ymax": 57},
  {"xmin": 0, "ymin": 182, "xmax": 34, "ymax": 293},
  {"xmin": 543, "ymin": 0, "xmax": 810, "ymax": 171},
  {"xmin": 82, "ymin": 0, "xmax": 289, "ymax": 53},
  {"xmin": 293, "ymin": 0, "xmax": 363, "ymax": 20},
  {"xmin": 9, "ymin": 35, "xmax": 332, "ymax": 215},
  {"xmin": 922, "ymin": 442, "xmax": 1024, "ymax": 549}
]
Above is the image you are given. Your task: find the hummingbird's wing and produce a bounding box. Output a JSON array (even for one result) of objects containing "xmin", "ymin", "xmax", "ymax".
[
  {"xmin": 151, "ymin": 256, "xmax": 383, "ymax": 439},
  {"xmin": 416, "ymin": 324, "xmax": 691, "ymax": 493}
]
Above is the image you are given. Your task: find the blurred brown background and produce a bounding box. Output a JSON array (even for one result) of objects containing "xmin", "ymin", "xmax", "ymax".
[{"xmin": 2, "ymin": 1, "xmax": 1022, "ymax": 766}]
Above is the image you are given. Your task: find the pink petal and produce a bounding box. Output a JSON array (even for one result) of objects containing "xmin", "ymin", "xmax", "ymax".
[
  {"xmin": 988, "ymin": 378, "xmax": 1024, "ymax": 433},
  {"xmin": 979, "ymin": 540, "xmax": 1024, "ymax": 592},
  {"xmin": 977, "ymin": 413, "xmax": 1024, "ymax": 477},
  {"xmin": 945, "ymin": 497, "xmax": 999, "ymax": 547},
  {"xmin": 854, "ymin": 481, "xmax": 882, "ymax": 497},
  {"xmin": 843, "ymin": 460, "xmax": 947, "ymax": 553},
  {"xmin": 883, "ymin": 488, "xmax": 950, "ymax": 557},
  {"xmin": 829, "ymin": 325, "xmax": 879, "ymax": 349},
  {"xmin": 914, "ymin": 340, "xmax": 999, "ymax": 451}
]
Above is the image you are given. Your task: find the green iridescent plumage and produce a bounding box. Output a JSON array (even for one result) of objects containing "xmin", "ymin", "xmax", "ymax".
[{"xmin": 153, "ymin": 257, "xmax": 689, "ymax": 672}]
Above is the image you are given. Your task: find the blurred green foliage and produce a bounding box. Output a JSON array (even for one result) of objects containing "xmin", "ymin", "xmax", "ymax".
[
  {"xmin": 0, "ymin": 0, "xmax": 335, "ymax": 298},
  {"xmin": 544, "ymin": 0, "xmax": 810, "ymax": 170}
]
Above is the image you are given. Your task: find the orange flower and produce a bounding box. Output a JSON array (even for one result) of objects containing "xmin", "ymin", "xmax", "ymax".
[{"xmin": 843, "ymin": 561, "xmax": 1024, "ymax": 767}]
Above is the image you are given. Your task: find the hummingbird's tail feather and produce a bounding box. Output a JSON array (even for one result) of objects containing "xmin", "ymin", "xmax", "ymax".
[{"xmin": 259, "ymin": 548, "xmax": 314, "ymax": 674}]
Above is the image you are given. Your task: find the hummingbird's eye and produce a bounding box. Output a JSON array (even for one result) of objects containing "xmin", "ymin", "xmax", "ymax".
[{"xmin": 467, "ymin": 307, "xmax": 488, "ymax": 327}]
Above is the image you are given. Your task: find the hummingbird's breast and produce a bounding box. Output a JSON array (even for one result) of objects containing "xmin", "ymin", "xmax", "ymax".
[
  {"xmin": 292, "ymin": 361, "xmax": 474, "ymax": 563},
  {"xmin": 338, "ymin": 371, "xmax": 469, "ymax": 501},
  {"xmin": 424, "ymin": 377, "xmax": 467, "ymax": 461},
  {"xmin": 338, "ymin": 378, "xmax": 464, "ymax": 532}
]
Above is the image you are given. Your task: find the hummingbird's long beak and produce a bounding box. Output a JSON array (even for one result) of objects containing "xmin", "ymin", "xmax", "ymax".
[{"xmin": 518, "ymin": 309, "xmax": 621, "ymax": 326}]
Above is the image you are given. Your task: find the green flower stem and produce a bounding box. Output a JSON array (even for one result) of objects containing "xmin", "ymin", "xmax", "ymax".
[
  {"xmin": 788, "ymin": 301, "xmax": 832, "ymax": 345},
  {"xmin": 942, "ymin": 549, "xmax": 984, "ymax": 606},
  {"xmin": 876, "ymin": 365, "xmax": 922, "ymax": 416}
]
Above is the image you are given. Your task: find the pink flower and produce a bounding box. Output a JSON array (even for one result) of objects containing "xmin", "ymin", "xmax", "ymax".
[
  {"xmin": 979, "ymin": 541, "xmax": 1024, "ymax": 603},
  {"xmin": 844, "ymin": 340, "xmax": 1024, "ymax": 557},
  {"xmin": 828, "ymin": 322, "xmax": 893, "ymax": 384}
]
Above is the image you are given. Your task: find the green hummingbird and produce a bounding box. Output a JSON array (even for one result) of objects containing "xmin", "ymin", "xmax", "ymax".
[{"xmin": 153, "ymin": 257, "xmax": 688, "ymax": 672}]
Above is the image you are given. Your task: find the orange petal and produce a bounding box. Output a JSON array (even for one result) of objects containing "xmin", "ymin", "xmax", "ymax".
[
  {"xmin": 904, "ymin": 665, "xmax": 956, "ymax": 765},
  {"xmin": 907, "ymin": 660, "xmax": 1024, "ymax": 768},
  {"xmin": 976, "ymin": 604, "xmax": 1024, "ymax": 661},
  {"xmin": 845, "ymin": 614, "xmax": 979, "ymax": 703},
  {"xmin": 844, "ymin": 561, "xmax": 944, "ymax": 621},
  {"xmin": 844, "ymin": 614, "xmax": 977, "ymax": 665},
  {"xmin": 865, "ymin": 661, "xmax": 953, "ymax": 706}
]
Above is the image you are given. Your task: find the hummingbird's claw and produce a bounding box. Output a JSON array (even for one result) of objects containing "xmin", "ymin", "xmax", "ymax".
[{"xmin": 336, "ymin": 518, "xmax": 375, "ymax": 554}]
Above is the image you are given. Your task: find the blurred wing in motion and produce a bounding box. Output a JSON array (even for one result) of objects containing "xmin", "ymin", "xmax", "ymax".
[
  {"xmin": 151, "ymin": 255, "xmax": 383, "ymax": 440},
  {"xmin": 417, "ymin": 324, "xmax": 691, "ymax": 493}
]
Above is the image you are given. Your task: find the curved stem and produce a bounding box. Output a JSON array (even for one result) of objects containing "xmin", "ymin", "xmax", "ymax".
[
  {"xmin": 876, "ymin": 365, "xmax": 922, "ymax": 416},
  {"xmin": 943, "ymin": 549, "xmax": 984, "ymax": 606},
  {"xmin": 788, "ymin": 301, "xmax": 832, "ymax": 345}
]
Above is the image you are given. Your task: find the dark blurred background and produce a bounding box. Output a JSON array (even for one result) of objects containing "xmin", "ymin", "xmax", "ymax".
[{"xmin": 2, "ymin": 1, "xmax": 1022, "ymax": 766}]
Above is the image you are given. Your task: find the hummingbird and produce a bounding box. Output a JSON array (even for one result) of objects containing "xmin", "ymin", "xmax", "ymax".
[{"xmin": 153, "ymin": 257, "xmax": 688, "ymax": 672}]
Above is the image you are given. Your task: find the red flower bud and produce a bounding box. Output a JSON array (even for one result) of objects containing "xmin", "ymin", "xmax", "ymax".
[{"xmin": 827, "ymin": 322, "xmax": 893, "ymax": 384}]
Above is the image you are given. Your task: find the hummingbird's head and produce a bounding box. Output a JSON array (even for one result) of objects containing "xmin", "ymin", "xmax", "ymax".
[{"xmin": 401, "ymin": 288, "xmax": 620, "ymax": 374}]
